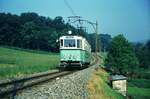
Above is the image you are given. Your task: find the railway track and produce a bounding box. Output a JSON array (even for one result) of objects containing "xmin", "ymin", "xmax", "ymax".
[
  {"xmin": 0, "ymin": 54, "xmax": 98, "ymax": 98},
  {"xmin": 0, "ymin": 71, "xmax": 74, "ymax": 98}
]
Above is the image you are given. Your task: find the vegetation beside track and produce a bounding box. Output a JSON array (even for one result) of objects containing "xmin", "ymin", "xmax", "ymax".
[
  {"xmin": 0, "ymin": 47, "xmax": 59, "ymax": 79},
  {"xmin": 128, "ymin": 86, "xmax": 150, "ymax": 99},
  {"xmin": 88, "ymin": 53, "xmax": 123, "ymax": 99},
  {"xmin": 87, "ymin": 68, "xmax": 123, "ymax": 99}
]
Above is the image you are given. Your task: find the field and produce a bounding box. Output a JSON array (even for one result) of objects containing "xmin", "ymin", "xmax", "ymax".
[
  {"xmin": 126, "ymin": 68, "xmax": 150, "ymax": 99},
  {"xmin": 0, "ymin": 47, "xmax": 59, "ymax": 79},
  {"xmin": 127, "ymin": 78, "xmax": 150, "ymax": 99}
]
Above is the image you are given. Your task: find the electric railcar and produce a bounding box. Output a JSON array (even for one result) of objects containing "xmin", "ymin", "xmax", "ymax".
[{"xmin": 59, "ymin": 35, "xmax": 91, "ymax": 69}]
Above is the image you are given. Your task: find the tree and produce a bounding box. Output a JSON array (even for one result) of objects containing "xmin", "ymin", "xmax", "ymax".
[
  {"xmin": 106, "ymin": 34, "xmax": 139, "ymax": 75},
  {"xmin": 88, "ymin": 33, "xmax": 111, "ymax": 52},
  {"xmin": 134, "ymin": 40, "xmax": 150, "ymax": 69},
  {"xmin": 19, "ymin": 21, "xmax": 40, "ymax": 49},
  {"xmin": 0, "ymin": 12, "xmax": 112, "ymax": 53},
  {"xmin": 0, "ymin": 13, "xmax": 21, "ymax": 46},
  {"xmin": 0, "ymin": 13, "xmax": 68, "ymax": 52},
  {"xmin": 100, "ymin": 34, "xmax": 112, "ymax": 52},
  {"xmin": 52, "ymin": 16, "xmax": 65, "ymax": 31}
]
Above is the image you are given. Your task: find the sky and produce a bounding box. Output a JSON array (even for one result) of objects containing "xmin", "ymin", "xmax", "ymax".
[{"xmin": 0, "ymin": 0, "xmax": 150, "ymax": 42}]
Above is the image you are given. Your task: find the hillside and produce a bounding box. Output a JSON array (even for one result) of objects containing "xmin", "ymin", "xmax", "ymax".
[{"xmin": 0, "ymin": 47, "xmax": 59, "ymax": 79}]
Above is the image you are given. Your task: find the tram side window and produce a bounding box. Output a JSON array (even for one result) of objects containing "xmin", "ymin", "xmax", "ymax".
[
  {"xmin": 60, "ymin": 39, "xmax": 63, "ymax": 47},
  {"xmin": 77, "ymin": 39, "xmax": 82, "ymax": 48},
  {"xmin": 64, "ymin": 39, "xmax": 75, "ymax": 47}
]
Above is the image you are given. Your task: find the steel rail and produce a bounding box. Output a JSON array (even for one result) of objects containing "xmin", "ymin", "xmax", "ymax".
[
  {"xmin": 0, "ymin": 71, "xmax": 59, "ymax": 87},
  {"xmin": 0, "ymin": 71, "xmax": 73, "ymax": 98}
]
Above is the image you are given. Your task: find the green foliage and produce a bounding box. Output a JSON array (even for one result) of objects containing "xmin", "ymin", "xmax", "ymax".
[
  {"xmin": 128, "ymin": 87, "xmax": 150, "ymax": 99},
  {"xmin": 133, "ymin": 68, "xmax": 150, "ymax": 79},
  {"xmin": 100, "ymin": 34, "xmax": 112, "ymax": 52},
  {"xmin": 0, "ymin": 13, "xmax": 78, "ymax": 52},
  {"xmin": 134, "ymin": 40, "xmax": 150, "ymax": 69},
  {"xmin": 140, "ymin": 72, "xmax": 150, "ymax": 79},
  {"xmin": 0, "ymin": 12, "xmax": 112, "ymax": 52},
  {"xmin": 88, "ymin": 33, "xmax": 112, "ymax": 52},
  {"xmin": 96, "ymin": 69, "xmax": 124, "ymax": 99},
  {"xmin": 127, "ymin": 70, "xmax": 150, "ymax": 99},
  {"xmin": 0, "ymin": 47, "xmax": 59, "ymax": 79},
  {"xmin": 106, "ymin": 34, "xmax": 139, "ymax": 75},
  {"xmin": 103, "ymin": 82, "xmax": 124, "ymax": 99},
  {"xmin": 128, "ymin": 77, "xmax": 150, "ymax": 99},
  {"xmin": 128, "ymin": 79, "xmax": 150, "ymax": 88},
  {"xmin": 127, "ymin": 60, "xmax": 150, "ymax": 98}
]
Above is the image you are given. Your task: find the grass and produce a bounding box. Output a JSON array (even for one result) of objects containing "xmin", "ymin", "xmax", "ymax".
[
  {"xmin": 127, "ymin": 78, "xmax": 150, "ymax": 99},
  {"xmin": 128, "ymin": 87, "xmax": 150, "ymax": 99},
  {"xmin": 87, "ymin": 68, "xmax": 124, "ymax": 99},
  {"xmin": 0, "ymin": 47, "xmax": 59, "ymax": 79},
  {"xmin": 127, "ymin": 68, "xmax": 150, "ymax": 99},
  {"xmin": 98, "ymin": 52, "xmax": 107, "ymax": 68},
  {"xmin": 128, "ymin": 79, "xmax": 150, "ymax": 88}
]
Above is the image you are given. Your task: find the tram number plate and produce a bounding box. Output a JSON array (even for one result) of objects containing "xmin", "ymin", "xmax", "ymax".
[{"xmin": 65, "ymin": 36, "xmax": 74, "ymax": 38}]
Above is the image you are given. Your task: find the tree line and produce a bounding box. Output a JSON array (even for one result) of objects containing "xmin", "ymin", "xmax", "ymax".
[
  {"xmin": 134, "ymin": 41, "xmax": 150, "ymax": 69},
  {"xmin": 0, "ymin": 12, "xmax": 111, "ymax": 52}
]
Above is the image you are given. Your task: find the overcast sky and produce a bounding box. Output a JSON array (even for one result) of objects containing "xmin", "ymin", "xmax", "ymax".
[{"xmin": 0, "ymin": 0, "xmax": 150, "ymax": 42}]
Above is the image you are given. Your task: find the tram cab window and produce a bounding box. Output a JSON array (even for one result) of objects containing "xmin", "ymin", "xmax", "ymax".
[
  {"xmin": 60, "ymin": 39, "xmax": 63, "ymax": 47},
  {"xmin": 64, "ymin": 39, "xmax": 75, "ymax": 47},
  {"xmin": 77, "ymin": 39, "xmax": 82, "ymax": 48}
]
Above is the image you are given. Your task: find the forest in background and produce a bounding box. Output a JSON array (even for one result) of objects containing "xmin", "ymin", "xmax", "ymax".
[{"xmin": 0, "ymin": 12, "xmax": 111, "ymax": 52}]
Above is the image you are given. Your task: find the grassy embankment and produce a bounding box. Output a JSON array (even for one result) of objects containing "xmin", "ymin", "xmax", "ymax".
[
  {"xmin": 0, "ymin": 47, "xmax": 59, "ymax": 79},
  {"xmin": 87, "ymin": 68, "xmax": 123, "ymax": 99},
  {"xmin": 87, "ymin": 53, "xmax": 124, "ymax": 99}
]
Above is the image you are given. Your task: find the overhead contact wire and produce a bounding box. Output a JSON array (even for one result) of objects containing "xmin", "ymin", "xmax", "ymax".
[{"xmin": 64, "ymin": 0, "xmax": 76, "ymax": 16}]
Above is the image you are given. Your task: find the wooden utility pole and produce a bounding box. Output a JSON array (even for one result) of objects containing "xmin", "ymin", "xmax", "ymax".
[
  {"xmin": 97, "ymin": 21, "xmax": 100, "ymax": 53},
  {"xmin": 96, "ymin": 20, "xmax": 101, "ymax": 54},
  {"xmin": 95, "ymin": 21, "xmax": 98, "ymax": 53},
  {"xmin": 95, "ymin": 20, "xmax": 100, "ymax": 54}
]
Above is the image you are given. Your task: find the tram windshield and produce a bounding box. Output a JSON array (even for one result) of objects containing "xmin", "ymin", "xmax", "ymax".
[{"xmin": 64, "ymin": 39, "xmax": 75, "ymax": 47}]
